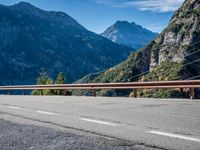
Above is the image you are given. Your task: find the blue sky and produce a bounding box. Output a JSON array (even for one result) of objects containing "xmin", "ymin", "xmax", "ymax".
[{"xmin": 0, "ymin": 0, "xmax": 184, "ymax": 33}]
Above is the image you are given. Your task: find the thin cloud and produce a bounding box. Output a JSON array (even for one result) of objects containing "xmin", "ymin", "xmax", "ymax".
[
  {"xmin": 94, "ymin": 0, "xmax": 127, "ymax": 7},
  {"xmin": 126, "ymin": 0, "xmax": 184, "ymax": 12},
  {"xmin": 95, "ymin": 0, "xmax": 184, "ymax": 12}
]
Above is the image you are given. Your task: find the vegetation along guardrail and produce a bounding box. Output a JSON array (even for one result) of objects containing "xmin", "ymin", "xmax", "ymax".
[{"xmin": 0, "ymin": 80, "xmax": 200, "ymax": 99}]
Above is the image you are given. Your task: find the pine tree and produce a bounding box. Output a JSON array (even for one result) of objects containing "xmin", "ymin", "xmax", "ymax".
[
  {"xmin": 55, "ymin": 72, "xmax": 68, "ymax": 95},
  {"xmin": 32, "ymin": 69, "xmax": 54, "ymax": 95},
  {"xmin": 55, "ymin": 72, "xmax": 66, "ymax": 84},
  {"xmin": 43, "ymin": 77, "xmax": 54, "ymax": 95}
]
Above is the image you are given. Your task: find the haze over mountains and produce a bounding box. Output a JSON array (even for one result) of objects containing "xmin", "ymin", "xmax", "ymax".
[
  {"xmin": 0, "ymin": 2, "xmax": 135, "ymax": 85},
  {"xmin": 75, "ymin": 0, "xmax": 200, "ymax": 98},
  {"xmin": 102, "ymin": 21, "xmax": 158, "ymax": 49}
]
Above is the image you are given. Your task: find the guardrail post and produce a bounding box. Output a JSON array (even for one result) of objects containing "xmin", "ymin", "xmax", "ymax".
[
  {"xmin": 134, "ymin": 89, "xmax": 137, "ymax": 98},
  {"xmin": 93, "ymin": 89, "xmax": 96, "ymax": 97},
  {"xmin": 190, "ymin": 88, "xmax": 195, "ymax": 99},
  {"xmin": 180, "ymin": 88, "xmax": 183, "ymax": 98},
  {"xmin": 64, "ymin": 90, "xmax": 67, "ymax": 96}
]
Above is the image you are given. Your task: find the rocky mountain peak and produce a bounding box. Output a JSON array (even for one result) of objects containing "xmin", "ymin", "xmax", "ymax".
[
  {"xmin": 11, "ymin": 1, "xmax": 40, "ymax": 12},
  {"xmin": 101, "ymin": 21, "xmax": 158, "ymax": 49},
  {"xmin": 16, "ymin": 1, "xmax": 34, "ymax": 7},
  {"xmin": 115, "ymin": 20, "xmax": 129, "ymax": 25},
  {"xmin": 10, "ymin": 1, "xmax": 84, "ymax": 29}
]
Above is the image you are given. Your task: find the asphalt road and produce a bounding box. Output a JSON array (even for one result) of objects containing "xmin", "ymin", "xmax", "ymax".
[{"xmin": 0, "ymin": 96, "xmax": 199, "ymax": 150}]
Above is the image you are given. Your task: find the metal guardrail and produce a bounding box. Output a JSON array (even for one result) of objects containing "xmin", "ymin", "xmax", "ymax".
[{"xmin": 0, "ymin": 80, "xmax": 199, "ymax": 99}]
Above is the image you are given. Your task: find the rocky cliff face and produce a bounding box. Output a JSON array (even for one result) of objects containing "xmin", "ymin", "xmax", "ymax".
[
  {"xmin": 150, "ymin": 0, "xmax": 200, "ymax": 69},
  {"xmin": 75, "ymin": 0, "xmax": 200, "ymax": 97},
  {"xmin": 101, "ymin": 21, "xmax": 158, "ymax": 49},
  {"xmin": 0, "ymin": 2, "xmax": 133, "ymax": 85},
  {"xmin": 148, "ymin": 0, "xmax": 200, "ymax": 83}
]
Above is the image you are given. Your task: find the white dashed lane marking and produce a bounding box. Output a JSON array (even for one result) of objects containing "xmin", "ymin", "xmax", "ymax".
[
  {"xmin": 146, "ymin": 131, "xmax": 200, "ymax": 143},
  {"xmin": 80, "ymin": 118, "xmax": 119, "ymax": 126},
  {"xmin": 36, "ymin": 110, "xmax": 56, "ymax": 115},
  {"xmin": 7, "ymin": 106, "xmax": 24, "ymax": 110}
]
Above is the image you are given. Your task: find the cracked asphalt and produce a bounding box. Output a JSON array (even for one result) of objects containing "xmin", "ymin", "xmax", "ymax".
[{"xmin": 0, "ymin": 119, "xmax": 159, "ymax": 150}]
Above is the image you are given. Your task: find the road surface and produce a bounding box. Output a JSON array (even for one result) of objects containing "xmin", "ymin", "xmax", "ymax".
[{"xmin": 0, "ymin": 96, "xmax": 199, "ymax": 150}]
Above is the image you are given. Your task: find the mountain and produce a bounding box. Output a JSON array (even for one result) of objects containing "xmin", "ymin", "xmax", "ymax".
[
  {"xmin": 0, "ymin": 2, "xmax": 134, "ymax": 85},
  {"xmin": 101, "ymin": 21, "xmax": 158, "ymax": 49},
  {"xmin": 75, "ymin": 0, "xmax": 200, "ymax": 98}
]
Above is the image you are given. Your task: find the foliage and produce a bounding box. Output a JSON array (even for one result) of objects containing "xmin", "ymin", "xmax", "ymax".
[
  {"xmin": 142, "ymin": 61, "xmax": 183, "ymax": 81},
  {"xmin": 55, "ymin": 72, "xmax": 71, "ymax": 95},
  {"xmin": 32, "ymin": 69, "xmax": 54, "ymax": 95},
  {"xmin": 168, "ymin": 23, "xmax": 183, "ymax": 34},
  {"xmin": 132, "ymin": 61, "xmax": 186, "ymax": 98},
  {"xmin": 32, "ymin": 69, "xmax": 71, "ymax": 96},
  {"xmin": 138, "ymin": 89, "xmax": 188, "ymax": 98},
  {"xmin": 55, "ymin": 72, "xmax": 66, "ymax": 84}
]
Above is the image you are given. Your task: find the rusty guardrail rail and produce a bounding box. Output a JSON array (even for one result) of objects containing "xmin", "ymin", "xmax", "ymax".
[{"xmin": 0, "ymin": 80, "xmax": 199, "ymax": 99}]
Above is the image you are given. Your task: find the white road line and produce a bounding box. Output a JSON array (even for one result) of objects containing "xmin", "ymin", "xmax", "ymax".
[
  {"xmin": 7, "ymin": 106, "xmax": 24, "ymax": 110},
  {"xmin": 146, "ymin": 131, "xmax": 200, "ymax": 143},
  {"xmin": 36, "ymin": 110, "xmax": 56, "ymax": 115},
  {"xmin": 80, "ymin": 118, "xmax": 118, "ymax": 126}
]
